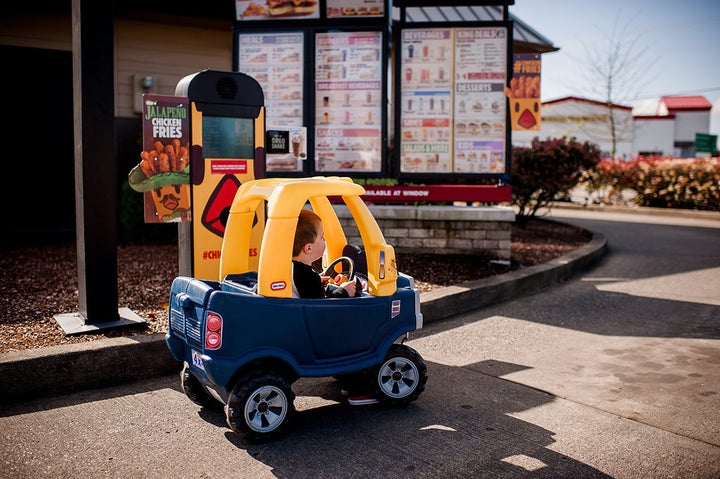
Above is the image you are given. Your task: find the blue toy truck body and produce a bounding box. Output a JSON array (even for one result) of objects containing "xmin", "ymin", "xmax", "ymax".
[{"xmin": 165, "ymin": 177, "xmax": 427, "ymax": 441}]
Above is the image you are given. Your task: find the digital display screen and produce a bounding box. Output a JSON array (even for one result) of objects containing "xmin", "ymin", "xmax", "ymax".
[{"xmin": 202, "ymin": 116, "xmax": 255, "ymax": 159}]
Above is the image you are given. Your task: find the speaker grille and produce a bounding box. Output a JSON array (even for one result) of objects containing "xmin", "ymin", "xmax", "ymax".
[{"xmin": 216, "ymin": 77, "xmax": 238, "ymax": 100}]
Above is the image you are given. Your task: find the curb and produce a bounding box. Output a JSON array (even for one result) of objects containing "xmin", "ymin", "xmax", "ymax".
[
  {"xmin": 0, "ymin": 231, "xmax": 607, "ymax": 405},
  {"xmin": 420, "ymin": 231, "xmax": 606, "ymax": 321},
  {"xmin": 0, "ymin": 333, "xmax": 179, "ymax": 405},
  {"xmin": 549, "ymin": 201, "xmax": 720, "ymax": 221}
]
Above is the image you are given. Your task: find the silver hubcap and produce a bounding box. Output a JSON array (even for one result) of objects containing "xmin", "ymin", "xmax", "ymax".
[
  {"xmin": 378, "ymin": 356, "xmax": 419, "ymax": 398},
  {"xmin": 244, "ymin": 385, "xmax": 288, "ymax": 433}
]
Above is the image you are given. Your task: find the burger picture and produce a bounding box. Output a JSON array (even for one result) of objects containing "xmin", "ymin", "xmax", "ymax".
[
  {"xmin": 267, "ymin": 0, "xmax": 294, "ymax": 15},
  {"xmin": 292, "ymin": 0, "xmax": 317, "ymax": 14}
]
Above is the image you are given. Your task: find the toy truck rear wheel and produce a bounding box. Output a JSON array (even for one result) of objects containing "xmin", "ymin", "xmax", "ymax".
[
  {"xmin": 372, "ymin": 344, "xmax": 428, "ymax": 405},
  {"xmin": 181, "ymin": 363, "xmax": 220, "ymax": 409},
  {"xmin": 225, "ymin": 372, "xmax": 296, "ymax": 442}
]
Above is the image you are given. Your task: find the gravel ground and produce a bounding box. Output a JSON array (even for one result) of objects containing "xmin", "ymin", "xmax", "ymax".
[{"xmin": 0, "ymin": 219, "xmax": 591, "ymax": 353}]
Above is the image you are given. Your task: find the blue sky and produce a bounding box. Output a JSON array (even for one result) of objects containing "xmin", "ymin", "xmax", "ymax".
[{"xmin": 510, "ymin": 0, "xmax": 720, "ymax": 139}]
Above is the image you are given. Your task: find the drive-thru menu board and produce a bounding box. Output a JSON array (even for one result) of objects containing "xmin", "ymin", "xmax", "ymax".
[
  {"xmin": 237, "ymin": 32, "xmax": 305, "ymax": 128},
  {"xmin": 314, "ymin": 31, "xmax": 384, "ymax": 172},
  {"xmin": 400, "ymin": 26, "xmax": 509, "ymax": 175}
]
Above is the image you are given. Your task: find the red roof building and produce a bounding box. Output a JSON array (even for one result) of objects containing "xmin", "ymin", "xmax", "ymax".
[
  {"xmin": 633, "ymin": 96, "xmax": 714, "ymax": 157},
  {"xmin": 659, "ymin": 96, "xmax": 712, "ymax": 112},
  {"xmin": 513, "ymin": 95, "xmax": 715, "ymax": 158}
]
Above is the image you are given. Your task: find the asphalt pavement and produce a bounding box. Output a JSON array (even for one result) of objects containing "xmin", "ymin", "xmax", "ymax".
[{"xmin": 1, "ymin": 204, "xmax": 719, "ymax": 479}]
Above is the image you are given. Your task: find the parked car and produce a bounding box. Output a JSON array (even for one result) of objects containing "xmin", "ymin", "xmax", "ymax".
[{"xmin": 166, "ymin": 176, "xmax": 427, "ymax": 441}]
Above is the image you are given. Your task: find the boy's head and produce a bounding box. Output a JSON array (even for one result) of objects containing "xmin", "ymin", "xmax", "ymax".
[{"xmin": 293, "ymin": 209, "xmax": 323, "ymax": 257}]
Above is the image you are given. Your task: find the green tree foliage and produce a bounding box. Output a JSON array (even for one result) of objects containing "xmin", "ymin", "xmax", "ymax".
[{"xmin": 512, "ymin": 137, "xmax": 601, "ymax": 226}]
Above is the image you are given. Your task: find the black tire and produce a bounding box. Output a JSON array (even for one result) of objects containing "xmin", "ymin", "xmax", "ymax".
[
  {"xmin": 181, "ymin": 363, "xmax": 220, "ymax": 409},
  {"xmin": 225, "ymin": 372, "xmax": 296, "ymax": 442},
  {"xmin": 371, "ymin": 344, "xmax": 428, "ymax": 406}
]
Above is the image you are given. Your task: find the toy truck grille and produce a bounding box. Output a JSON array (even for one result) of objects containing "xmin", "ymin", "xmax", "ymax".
[{"xmin": 169, "ymin": 305, "xmax": 202, "ymax": 347}]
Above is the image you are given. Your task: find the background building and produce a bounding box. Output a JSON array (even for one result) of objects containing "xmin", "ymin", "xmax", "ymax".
[
  {"xmin": 512, "ymin": 97, "xmax": 634, "ymax": 157},
  {"xmin": 632, "ymin": 96, "xmax": 713, "ymax": 157},
  {"xmin": 513, "ymin": 95, "xmax": 713, "ymax": 159}
]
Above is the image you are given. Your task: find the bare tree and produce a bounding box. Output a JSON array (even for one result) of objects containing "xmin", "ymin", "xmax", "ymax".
[{"xmin": 578, "ymin": 11, "xmax": 657, "ymax": 156}]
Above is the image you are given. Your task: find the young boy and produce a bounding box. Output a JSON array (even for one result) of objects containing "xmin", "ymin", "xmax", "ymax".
[
  {"xmin": 292, "ymin": 209, "xmax": 356, "ymax": 299},
  {"xmin": 292, "ymin": 209, "xmax": 377, "ymax": 405}
]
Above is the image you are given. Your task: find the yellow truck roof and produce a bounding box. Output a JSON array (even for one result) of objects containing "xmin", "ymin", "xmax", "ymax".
[{"xmin": 219, "ymin": 176, "xmax": 398, "ymax": 297}]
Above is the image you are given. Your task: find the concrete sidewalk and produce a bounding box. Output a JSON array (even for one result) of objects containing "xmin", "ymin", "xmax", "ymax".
[{"xmin": 0, "ymin": 227, "xmax": 607, "ymax": 404}]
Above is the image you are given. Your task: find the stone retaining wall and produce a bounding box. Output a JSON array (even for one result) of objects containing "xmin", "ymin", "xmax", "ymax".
[{"xmin": 333, "ymin": 205, "xmax": 515, "ymax": 259}]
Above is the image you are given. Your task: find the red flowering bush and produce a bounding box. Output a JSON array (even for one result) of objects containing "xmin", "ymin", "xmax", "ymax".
[
  {"xmin": 580, "ymin": 156, "xmax": 720, "ymax": 211},
  {"xmin": 511, "ymin": 137, "xmax": 601, "ymax": 226}
]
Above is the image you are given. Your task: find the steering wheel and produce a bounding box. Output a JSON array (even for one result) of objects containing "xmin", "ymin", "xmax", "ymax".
[
  {"xmin": 322, "ymin": 256, "xmax": 364, "ymax": 297},
  {"xmin": 322, "ymin": 256, "xmax": 355, "ymax": 283}
]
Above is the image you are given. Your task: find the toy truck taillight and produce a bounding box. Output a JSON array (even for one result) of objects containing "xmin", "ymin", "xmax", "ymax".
[{"xmin": 205, "ymin": 312, "xmax": 223, "ymax": 350}]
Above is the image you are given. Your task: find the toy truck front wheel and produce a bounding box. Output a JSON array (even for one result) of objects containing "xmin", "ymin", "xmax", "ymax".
[
  {"xmin": 372, "ymin": 344, "xmax": 428, "ymax": 405},
  {"xmin": 225, "ymin": 372, "xmax": 296, "ymax": 442}
]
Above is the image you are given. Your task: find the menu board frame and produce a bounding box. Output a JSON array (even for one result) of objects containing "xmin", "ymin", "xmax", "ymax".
[
  {"xmin": 233, "ymin": 26, "xmax": 390, "ymax": 178},
  {"xmin": 394, "ymin": 21, "xmax": 513, "ymax": 179}
]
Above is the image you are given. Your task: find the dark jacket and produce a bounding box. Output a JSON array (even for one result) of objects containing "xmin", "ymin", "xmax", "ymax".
[{"xmin": 292, "ymin": 260, "xmax": 349, "ymax": 299}]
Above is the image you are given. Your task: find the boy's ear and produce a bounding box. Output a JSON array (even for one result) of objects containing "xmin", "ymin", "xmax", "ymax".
[{"xmin": 303, "ymin": 243, "xmax": 313, "ymax": 254}]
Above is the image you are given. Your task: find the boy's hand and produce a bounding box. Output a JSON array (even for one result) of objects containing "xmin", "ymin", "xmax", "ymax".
[{"xmin": 340, "ymin": 280, "xmax": 356, "ymax": 297}]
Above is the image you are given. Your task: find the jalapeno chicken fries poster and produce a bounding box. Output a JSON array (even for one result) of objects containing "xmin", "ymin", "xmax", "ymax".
[{"xmin": 128, "ymin": 94, "xmax": 191, "ymax": 223}]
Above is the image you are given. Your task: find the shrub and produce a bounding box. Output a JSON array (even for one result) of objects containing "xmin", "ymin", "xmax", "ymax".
[
  {"xmin": 511, "ymin": 137, "xmax": 601, "ymax": 226},
  {"xmin": 580, "ymin": 156, "xmax": 720, "ymax": 211}
]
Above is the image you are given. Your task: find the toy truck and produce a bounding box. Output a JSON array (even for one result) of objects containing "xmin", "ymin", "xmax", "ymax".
[{"xmin": 165, "ymin": 176, "xmax": 427, "ymax": 441}]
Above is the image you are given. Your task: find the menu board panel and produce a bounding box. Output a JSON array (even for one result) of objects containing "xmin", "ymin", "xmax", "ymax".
[
  {"xmin": 400, "ymin": 29, "xmax": 453, "ymax": 173},
  {"xmin": 453, "ymin": 27, "xmax": 507, "ymax": 174},
  {"xmin": 237, "ymin": 32, "xmax": 305, "ymax": 128},
  {"xmin": 314, "ymin": 31, "xmax": 384, "ymax": 172},
  {"xmin": 399, "ymin": 26, "xmax": 509, "ymax": 175}
]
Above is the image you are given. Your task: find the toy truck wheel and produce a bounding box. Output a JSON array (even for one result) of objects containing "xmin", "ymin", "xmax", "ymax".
[
  {"xmin": 181, "ymin": 363, "xmax": 220, "ymax": 409},
  {"xmin": 372, "ymin": 344, "xmax": 428, "ymax": 405},
  {"xmin": 225, "ymin": 372, "xmax": 296, "ymax": 442}
]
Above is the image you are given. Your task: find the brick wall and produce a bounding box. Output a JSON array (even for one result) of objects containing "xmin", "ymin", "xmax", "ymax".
[{"xmin": 334, "ymin": 205, "xmax": 515, "ymax": 259}]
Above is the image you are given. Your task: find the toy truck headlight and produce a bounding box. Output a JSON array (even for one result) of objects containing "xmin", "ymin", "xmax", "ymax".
[{"xmin": 205, "ymin": 312, "xmax": 223, "ymax": 350}]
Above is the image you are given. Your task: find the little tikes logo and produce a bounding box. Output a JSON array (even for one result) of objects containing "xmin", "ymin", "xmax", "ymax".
[{"xmin": 270, "ymin": 281, "xmax": 286, "ymax": 290}]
